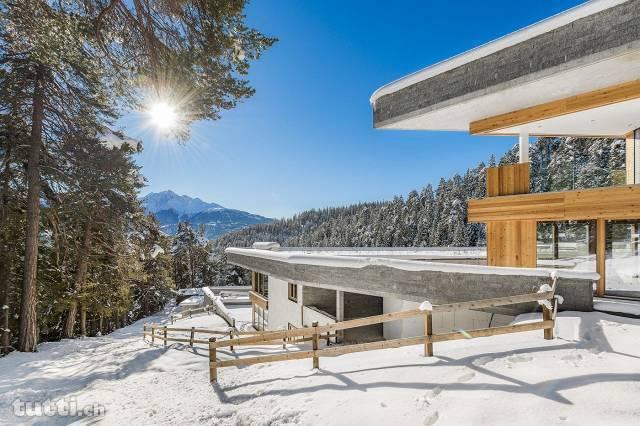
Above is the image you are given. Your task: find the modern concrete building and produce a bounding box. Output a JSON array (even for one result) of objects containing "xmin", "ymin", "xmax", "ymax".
[
  {"xmin": 371, "ymin": 0, "xmax": 640, "ymax": 298},
  {"xmin": 227, "ymin": 0, "xmax": 639, "ymax": 339},
  {"xmin": 229, "ymin": 245, "xmax": 595, "ymax": 341}
]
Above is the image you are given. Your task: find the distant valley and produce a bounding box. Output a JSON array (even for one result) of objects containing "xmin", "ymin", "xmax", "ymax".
[{"xmin": 141, "ymin": 190, "xmax": 272, "ymax": 239}]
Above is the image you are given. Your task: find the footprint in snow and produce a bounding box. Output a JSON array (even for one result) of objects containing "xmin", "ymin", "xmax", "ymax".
[
  {"xmin": 423, "ymin": 411, "xmax": 439, "ymax": 425},
  {"xmin": 561, "ymin": 352, "xmax": 583, "ymax": 362},
  {"xmin": 457, "ymin": 372, "xmax": 475, "ymax": 382},
  {"xmin": 472, "ymin": 356, "xmax": 493, "ymax": 366},
  {"xmin": 416, "ymin": 386, "xmax": 444, "ymax": 409},
  {"xmin": 507, "ymin": 354, "xmax": 533, "ymax": 363}
]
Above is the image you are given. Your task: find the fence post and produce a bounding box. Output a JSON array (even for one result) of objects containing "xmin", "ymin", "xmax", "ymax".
[
  {"xmin": 142, "ymin": 324, "xmax": 147, "ymax": 341},
  {"xmin": 312, "ymin": 321, "xmax": 319, "ymax": 369},
  {"xmin": 151, "ymin": 325, "xmax": 155, "ymax": 344},
  {"xmin": 326, "ymin": 331, "xmax": 330, "ymax": 346},
  {"xmin": 190, "ymin": 327, "xmax": 195, "ymax": 347},
  {"xmin": 424, "ymin": 312, "xmax": 433, "ymax": 357},
  {"xmin": 189, "ymin": 310, "xmax": 192, "ymax": 319},
  {"xmin": 170, "ymin": 315, "xmax": 174, "ymax": 325},
  {"xmin": 209, "ymin": 337, "xmax": 217, "ymax": 382},
  {"xmin": 163, "ymin": 326, "xmax": 167, "ymax": 347},
  {"xmin": 543, "ymin": 305, "xmax": 553, "ymax": 340},
  {"xmin": 229, "ymin": 330, "xmax": 234, "ymax": 351}
]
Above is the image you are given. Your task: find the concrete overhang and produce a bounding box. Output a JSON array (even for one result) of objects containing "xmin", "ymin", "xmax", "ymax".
[
  {"xmin": 371, "ymin": 0, "xmax": 640, "ymax": 137},
  {"xmin": 226, "ymin": 247, "xmax": 597, "ymax": 313}
]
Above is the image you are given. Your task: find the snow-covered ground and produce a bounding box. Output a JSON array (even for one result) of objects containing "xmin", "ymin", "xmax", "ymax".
[{"xmin": 2, "ymin": 308, "xmax": 640, "ymax": 425}]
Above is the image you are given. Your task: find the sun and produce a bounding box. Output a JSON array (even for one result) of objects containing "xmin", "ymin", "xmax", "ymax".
[{"xmin": 147, "ymin": 101, "xmax": 178, "ymax": 132}]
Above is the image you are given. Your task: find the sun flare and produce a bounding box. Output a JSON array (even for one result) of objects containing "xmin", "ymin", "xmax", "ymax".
[{"xmin": 147, "ymin": 101, "xmax": 178, "ymax": 132}]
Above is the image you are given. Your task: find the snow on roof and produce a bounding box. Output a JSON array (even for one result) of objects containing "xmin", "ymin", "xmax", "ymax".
[
  {"xmin": 370, "ymin": 0, "xmax": 624, "ymax": 103},
  {"xmin": 225, "ymin": 247, "xmax": 600, "ymax": 281}
]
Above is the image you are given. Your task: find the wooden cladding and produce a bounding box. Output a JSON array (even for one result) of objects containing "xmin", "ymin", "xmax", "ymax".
[
  {"xmin": 487, "ymin": 220, "xmax": 537, "ymax": 268},
  {"xmin": 484, "ymin": 163, "xmax": 534, "ymax": 267},
  {"xmin": 249, "ymin": 291, "xmax": 268, "ymax": 310},
  {"xmin": 469, "ymin": 184, "xmax": 640, "ymax": 223},
  {"xmin": 486, "ymin": 163, "xmax": 529, "ymax": 196},
  {"xmin": 470, "ymin": 79, "xmax": 640, "ymax": 135}
]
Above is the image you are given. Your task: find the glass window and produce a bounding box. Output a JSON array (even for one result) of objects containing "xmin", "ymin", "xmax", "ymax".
[
  {"xmin": 537, "ymin": 221, "xmax": 596, "ymax": 280},
  {"xmin": 605, "ymin": 220, "xmax": 640, "ymax": 297},
  {"xmin": 288, "ymin": 283, "xmax": 298, "ymax": 302}
]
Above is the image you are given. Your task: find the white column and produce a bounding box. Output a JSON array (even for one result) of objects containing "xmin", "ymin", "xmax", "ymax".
[
  {"xmin": 336, "ymin": 291, "xmax": 344, "ymax": 343},
  {"xmin": 336, "ymin": 291, "xmax": 344, "ymax": 322},
  {"xmin": 519, "ymin": 129, "xmax": 530, "ymax": 163}
]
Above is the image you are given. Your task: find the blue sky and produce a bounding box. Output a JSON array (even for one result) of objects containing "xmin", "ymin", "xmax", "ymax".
[{"xmin": 128, "ymin": 0, "xmax": 585, "ymax": 219}]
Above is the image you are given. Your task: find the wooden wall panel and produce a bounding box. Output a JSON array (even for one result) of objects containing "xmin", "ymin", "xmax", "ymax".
[
  {"xmin": 469, "ymin": 184, "xmax": 640, "ymax": 222},
  {"xmin": 486, "ymin": 163, "xmax": 530, "ymax": 196},
  {"xmin": 484, "ymin": 163, "xmax": 535, "ymax": 267},
  {"xmin": 470, "ymin": 79, "xmax": 640, "ymax": 135},
  {"xmin": 487, "ymin": 220, "xmax": 537, "ymax": 268}
]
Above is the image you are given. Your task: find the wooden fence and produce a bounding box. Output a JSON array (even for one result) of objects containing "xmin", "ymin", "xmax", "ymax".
[
  {"xmin": 142, "ymin": 324, "xmax": 264, "ymax": 347},
  {"xmin": 207, "ymin": 278, "xmax": 560, "ymax": 382}
]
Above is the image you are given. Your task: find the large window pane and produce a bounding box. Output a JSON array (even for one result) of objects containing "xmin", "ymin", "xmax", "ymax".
[{"xmin": 606, "ymin": 221, "xmax": 640, "ymax": 297}]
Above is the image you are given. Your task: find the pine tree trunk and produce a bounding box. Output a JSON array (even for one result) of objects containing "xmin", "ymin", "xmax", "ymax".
[
  {"xmin": 64, "ymin": 301, "xmax": 78, "ymax": 339},
  {"xmin": 19, "ymin": 66, "xmax": 45, "ymax": 352},
  {"xmin": 63, "ymin": 220, "xmax": 92, "ymax": 338},
  {"xmin": 99, "ymin": 314, "xmax": 103, "ymax": 335},
  {"xmin": 80, "ymin": 307, "xmax": 87, "ymax": 337},
  {"xmin": 0, "ymin": 139, "xmax": 12, "ymax": 353}
]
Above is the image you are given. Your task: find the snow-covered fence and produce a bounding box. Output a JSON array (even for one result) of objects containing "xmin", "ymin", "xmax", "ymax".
[
  {"xmin": 168, "ymin": 305, "xmax": 216, "ymax": 324},
  {"xmin": 208, "ymin": 278, "xmax": 560, "ymax": 383},
  {"xmin": 142, "ymin": 324, "xmax": 262, "ymax": 348},
  {"xmin": 203, "ymin": 287, "xmax": 236, "ymax": 328}
]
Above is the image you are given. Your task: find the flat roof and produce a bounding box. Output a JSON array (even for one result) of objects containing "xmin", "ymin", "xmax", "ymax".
[
  {"xmin": 371, "ymin": 0, "xmax": 640, "ymax": 137},
  {"xmin": 226, "ymin": 247, "xmax": 599, "ymax": 281}
]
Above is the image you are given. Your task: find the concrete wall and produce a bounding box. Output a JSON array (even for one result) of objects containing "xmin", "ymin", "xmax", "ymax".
[
  {"xmin": 303, "ymin": 286, "xmax": 337, "ymax": 316},
  {"xmin": 302, "ymin": 305, "xmax": 336, "ymax": 327},
  {"xmin": 373, "ymin": 0, "xmax": 640, "ymax": 126},
  {"xmin": 382, "ymin": 297, "xmax": 513, "ymax": 340}
]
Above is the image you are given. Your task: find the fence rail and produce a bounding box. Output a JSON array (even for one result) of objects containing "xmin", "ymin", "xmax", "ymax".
[{"xmin": 208, "ymin": 278, "xmax": 560, "ymax": 382}]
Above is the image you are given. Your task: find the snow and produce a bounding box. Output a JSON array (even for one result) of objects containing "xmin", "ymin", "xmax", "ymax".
[
  {"xmin": 419, "ymin": 301, "xmax": 433, "ymax": 311},
  {"xmin": 594, "ymin": 298, "xmax": 640, "ymax": 317},
  {"xmin": 178, "ymin": 295, "xmax": 203, "ymax": 308},
  {"xmin": 2, "ymin": 309, "xmax": 640, "ymax": 425},
  {"xmin": 150, "ymin": 244, "xmax": 164, "ymax": 259},
  {"xmin": 226, "ymin": 247, "xmax": 600, "ymax": 281},
  {"xmin": 99, "ymin": 129, "xmax": 141, "ymax": 151}
]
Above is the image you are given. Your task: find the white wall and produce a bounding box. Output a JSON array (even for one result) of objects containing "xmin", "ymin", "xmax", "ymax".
[
  {"xmin": 302, "ymin": 306, "xmax": 336, "ymax": 327},
  {"xmin": 383, "ymin": 297, "xmax": 513, "ymax": 340},
  {"xmin": 267, "ymin": 277, "xmax": 303, "ymax": 330}
]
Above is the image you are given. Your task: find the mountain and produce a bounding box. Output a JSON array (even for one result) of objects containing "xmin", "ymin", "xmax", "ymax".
[{"xmin": 141, "ymin": 190, "xmax": 272, "ymax": 239}]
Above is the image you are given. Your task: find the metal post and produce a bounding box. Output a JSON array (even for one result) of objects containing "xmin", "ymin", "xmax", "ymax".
[
  {"xmin": 163, "ymin": 326, "xmax": 167, "ymax": 347},
  {"xmin": 519, "ymin": 129, "xmax": 530, "ymax": 163},
  {"xmin": 336, "ymin": 290, "xmax": 344, "ymax": 343}
]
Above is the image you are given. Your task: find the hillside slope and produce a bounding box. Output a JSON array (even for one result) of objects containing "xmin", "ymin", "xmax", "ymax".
[{"xmin": 214, "ymin": 137, "xmax": 625, "ymax": 251}]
